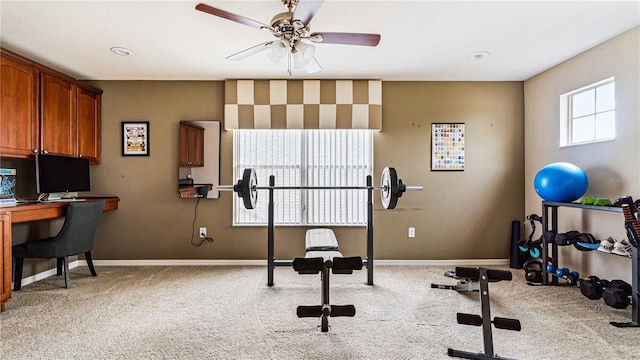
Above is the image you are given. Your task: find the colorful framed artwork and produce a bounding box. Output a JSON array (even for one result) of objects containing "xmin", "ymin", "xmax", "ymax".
[
  {"xmin": 431, "ymin": 123, "xmax": 465, "ymax": 171},
  {"xmin": 122, "ymin": 121, "xmax": 150, "ymax": 156}
]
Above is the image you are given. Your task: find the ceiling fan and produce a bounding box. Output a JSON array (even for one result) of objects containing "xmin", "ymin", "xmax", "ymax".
[{"xmin": 195, "ymin": 0, "xmax": 381, "ymax": 75}]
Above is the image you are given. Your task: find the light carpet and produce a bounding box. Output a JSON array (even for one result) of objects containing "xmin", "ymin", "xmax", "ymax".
[{"xmin": 1, "ymin": 265, "xmax": 639, "ymax": 359}]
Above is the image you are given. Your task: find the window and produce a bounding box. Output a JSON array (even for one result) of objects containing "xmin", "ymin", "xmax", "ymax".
[
  {"xmin": 233, "ymin": 129, "xmax": 373, "ymax": 226},
  {"xmin": 560, "ymin": 77, "xmax": 615, "ymax": 147}
]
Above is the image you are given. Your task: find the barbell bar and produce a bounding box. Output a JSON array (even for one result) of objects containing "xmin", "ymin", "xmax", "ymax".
[{"xmin": 214, "ymin": 167, "xmax": 423, "ymax": 210}]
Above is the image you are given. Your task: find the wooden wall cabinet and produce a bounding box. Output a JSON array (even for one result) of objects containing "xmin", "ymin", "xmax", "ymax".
[
  {"xmin": 76, "ymin": 85, "xmax": 102, "ymax": 163},
  {"xmin": 0, "ymin": 212, "xmax": 11, "ymax": 312},
  {"xmin": 179, "ymin": 121, "xmax": 205, "ymax": 167},
  {"xmin": 40, "ymin": 72, "xmax": 77, "ymax": 157},
  {"xmin": 0, "ymin": 48, "xmax": 102, "ymax": 163},
  {"xmin": 0, "ymin": 55, "xmax": 39, "ymax": 158}
]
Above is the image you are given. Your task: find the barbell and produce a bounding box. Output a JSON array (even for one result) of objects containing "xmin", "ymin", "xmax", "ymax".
[{"xmin": 215, "ymin": 167, "xmax": 422, "ymax": 210}]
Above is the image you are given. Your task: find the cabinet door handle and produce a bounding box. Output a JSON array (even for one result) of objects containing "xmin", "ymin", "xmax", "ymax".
[
  {"xmin": 32, "ymin": 149, "xmax": 39, "ymax": 154},
  {"xmin": 42, "ymin": 150, "xmax": 49, "ymax": 154}
]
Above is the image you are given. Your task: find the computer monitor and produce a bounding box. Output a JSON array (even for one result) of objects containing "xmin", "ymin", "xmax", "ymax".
[{"xmin": 36, "ymin": 154, "xmax": 91, "ymax": 198}]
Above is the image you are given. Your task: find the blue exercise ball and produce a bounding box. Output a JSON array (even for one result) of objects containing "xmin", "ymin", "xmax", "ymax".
[{"xmin": 534, "ymin": 162, "xmax": 588, "ymax": 202}]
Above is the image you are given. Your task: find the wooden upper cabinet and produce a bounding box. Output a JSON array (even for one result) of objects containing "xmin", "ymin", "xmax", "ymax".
[
  {"xmin": 77, "ymin": 85, "xmax": 101, "ymax": 163},
  {"xmin": 40, "ymin": 72, "xmax": 77, "ymax": 157},
  {"xmin": 179, "ymin": 121, "xmax": 205, "ymax": 167},
  {"xmin": 0, "ymin": 55, "xmax": 39, "ymax": 157},
  {"xmin": 1, "ymin": 49, "xmax": 102, "ymax": 163}
]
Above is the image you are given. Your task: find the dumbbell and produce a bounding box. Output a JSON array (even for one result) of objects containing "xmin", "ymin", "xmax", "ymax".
[
  {"xmin": 578, "ymin": 276, "xmax": 610, "ymax": 300},
  {"xmin": 546, "ymin": 264, "xmax": 579, "ymax": 285},
  {"xmin": 602, "ymin": 280, "xmax": 633, "ymax": 309},
  {"xmin": 565, "ymin": 271, "xmax": 580, "ymax": 286}
]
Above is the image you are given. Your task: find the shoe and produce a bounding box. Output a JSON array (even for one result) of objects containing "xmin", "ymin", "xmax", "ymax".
[
  {"xmin": 597, "ymin": 237, "xmax": 615, "ymax": 253},
  {"xmin": 612, "ymin": 239, "xmax": 633, "ymax": 257}
]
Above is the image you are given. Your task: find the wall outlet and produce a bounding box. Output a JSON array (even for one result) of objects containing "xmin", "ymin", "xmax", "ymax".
[
  {"xmin": 199, "ymin": 227, "xmax": 207, "ymax": 238},
  {"xmin": 408, "ymin": 227, "xmax": 415, "ymax": 238}
]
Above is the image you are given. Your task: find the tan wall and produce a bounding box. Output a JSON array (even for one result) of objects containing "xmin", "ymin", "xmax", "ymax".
[
  {"xmin": 69, "ymin": 80, "xmax": 524, "ymax": 262},
  {"xmin": 524, "ymin": 27, "xmax": 640, "ymax": 281},
  {"xmin": 378, "ymin": 82, "xmax": 524, "ymax": 259}
]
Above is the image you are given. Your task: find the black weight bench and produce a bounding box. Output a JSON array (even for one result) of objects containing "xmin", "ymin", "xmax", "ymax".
[
  {"xmin": 447, "ymin": 267, "xmax": 521, "ymax": 360},
  {"xmin": 293, "ymin": 229, "xmax": 363, "ymax": 332}
]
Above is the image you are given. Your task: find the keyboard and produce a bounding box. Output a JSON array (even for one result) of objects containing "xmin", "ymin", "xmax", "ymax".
[{"xmin": 41, "ymin": 198, "xmax": 87, "ymax": 203}]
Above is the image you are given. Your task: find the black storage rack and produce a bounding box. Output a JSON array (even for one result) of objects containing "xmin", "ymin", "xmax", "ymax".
[{"xmin": 541, "ymin": 201, "xmax": 639, "ymax": 327}]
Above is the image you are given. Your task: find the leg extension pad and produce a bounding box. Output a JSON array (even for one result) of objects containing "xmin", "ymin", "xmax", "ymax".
[
  {"xmin": 293, "ymin": 257, "xmax": 325, "ymax": 274},
  {"xmin": 493, "ymin": 317, "xmax": 521, "ymax": 331},
  {"xmin": 332, "ymin": 256, "xmax": 363, "ymax": 274},
  {"xmin": 457, "ymin": 313, "xmax": 483, "ymax": 326},
  {"xmin": 297, "ymin": 305, "xmax": 356, "ymax": 318}
]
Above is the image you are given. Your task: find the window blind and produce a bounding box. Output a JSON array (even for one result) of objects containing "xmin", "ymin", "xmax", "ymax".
[{"xmin": 233, "ymin": 129, "xmax": 373, "ymax": 226}]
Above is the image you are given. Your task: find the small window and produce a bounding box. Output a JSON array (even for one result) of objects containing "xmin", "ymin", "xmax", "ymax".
[{"xmin": 560, "ymin": 78, "xmax": 615, "ymax": 147}]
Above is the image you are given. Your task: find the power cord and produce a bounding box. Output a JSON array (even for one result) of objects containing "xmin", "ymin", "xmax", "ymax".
[{"xmin": 190, "ymin": 197, "xmax": 214, "ymax": 247}]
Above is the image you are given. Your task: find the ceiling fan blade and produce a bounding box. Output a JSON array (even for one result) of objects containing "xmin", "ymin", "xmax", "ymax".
[
  {"xmin": 226, "ymin": 42, "xmax": 272, "ymax": 61},
  {"xmin": 195, "ymin": 3, "xmax": 269, "ymax": 30},
  {"xmin": 292, "ymin": 0, "xmax": 325, "ymax": 26},
  {"xmin": 304, "ymin": 57, "xmax": 322, "ymax": 74},
  {"xmin": 310, "ymin": 32, "xmax": 381, "ymax": 46}
]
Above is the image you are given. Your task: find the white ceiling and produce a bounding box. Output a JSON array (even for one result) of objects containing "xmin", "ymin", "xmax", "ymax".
[{"xmin": 1, "ymin": 1, "xmax": 638, "ymax": 81}]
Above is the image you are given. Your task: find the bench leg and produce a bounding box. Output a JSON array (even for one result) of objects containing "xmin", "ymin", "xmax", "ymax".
[{"xmin": 320, "ymin": 266, "xmax": 331, "ymax": 332}]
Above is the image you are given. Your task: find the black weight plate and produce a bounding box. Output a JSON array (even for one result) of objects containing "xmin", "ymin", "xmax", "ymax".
[
  {"xmin": 381, "ymin": 167, "xmax": 398, "ymax": 209},
  {"xmin": 241, "ymin": 168, "xmax": 257, "ymax": 209}
]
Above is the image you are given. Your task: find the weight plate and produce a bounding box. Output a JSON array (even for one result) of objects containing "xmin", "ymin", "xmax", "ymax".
[
  {"xmin": 380, "ymin": 167, "xmax": 399, "ymax": 209},
  {"xmin": 241, "ymin": 168, "xmax": 258, "ymax": 209}
]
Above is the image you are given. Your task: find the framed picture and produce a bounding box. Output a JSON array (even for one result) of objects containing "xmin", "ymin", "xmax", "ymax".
[
  {"xmin": 122, "ymin": 121, "xmax": 150, "ymax": 156},
  {"xmin": 431, "ymin": 123, "xmax": 465, "ymax": 171}
]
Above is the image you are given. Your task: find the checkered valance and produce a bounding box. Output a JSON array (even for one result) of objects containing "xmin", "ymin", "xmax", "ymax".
[{"xmin": 224, "ymin": 80, "xmax": 382, "ymax": 130}]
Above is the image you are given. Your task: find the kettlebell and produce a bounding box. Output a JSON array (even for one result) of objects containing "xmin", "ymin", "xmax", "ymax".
[{"xmin": 523, "ymin": 259, "xmax": 543, "ymax": 283}]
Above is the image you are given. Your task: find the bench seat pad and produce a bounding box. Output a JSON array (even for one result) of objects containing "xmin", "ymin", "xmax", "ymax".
[{"xmin": 305, "ymin": 228, "xmax": 339, "ymax": 251}]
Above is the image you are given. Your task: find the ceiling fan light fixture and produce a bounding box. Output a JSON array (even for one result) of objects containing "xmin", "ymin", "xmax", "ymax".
[
  {"xmin": 304, "ymin": 57, "xmax": 322, "ymax": 74},
  {"xmin": 266, "ymin": 52, "xmax": 282, "ymax": 66},
  {"xmin": 294, "ymin": 41, "xmax": 315, "ymax": 60},
  {"xmin": 271, "ymin": 39, "xmax": 288, "ymax": 58},
  {"xmin": 291, "ymin": 50, "xmax": 308, "ymax": 69}
]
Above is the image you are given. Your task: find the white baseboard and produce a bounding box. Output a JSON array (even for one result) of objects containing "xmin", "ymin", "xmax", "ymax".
[
  {"xmin": 374, "ymin": 259, "xmax": 510, "ymax": 266},
  {"xmin": 16, "ymin": 258, "xmax": 510, "ymax": 287},
  {"xmin": 89, "ymin": 259, "xmax": 267, "ymax": 266},
  {"xmin": 13, "ymin": 259, "xmax": 82, "ymax": 288}
]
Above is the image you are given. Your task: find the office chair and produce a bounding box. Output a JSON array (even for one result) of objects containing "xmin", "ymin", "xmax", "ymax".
[{"xmin": 12, "ymin": 200, "xmax": 106, "ymax": 290}]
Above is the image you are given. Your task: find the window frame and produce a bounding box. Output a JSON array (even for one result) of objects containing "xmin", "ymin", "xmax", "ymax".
[{"xmin": 560, "ymin": 77, "xmax": 615, "ymax": 147}]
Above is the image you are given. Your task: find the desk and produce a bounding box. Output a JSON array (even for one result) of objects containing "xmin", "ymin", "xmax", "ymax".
[
  {"xmin": 0, "ymin": 197, "xmax": 119, "ymax": 312},
  {"xmin": 7, "ymin": 197, "xmax": 120, "ymax": 223}
]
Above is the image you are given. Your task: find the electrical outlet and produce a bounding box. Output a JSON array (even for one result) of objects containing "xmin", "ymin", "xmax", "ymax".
[
  {"xmin": 199, "ymin": 227, "xmax": 207, "ymax": 238},
  {"xmin": 408, "ymin": 227, "xmax": 415, "ymax": 238}
]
